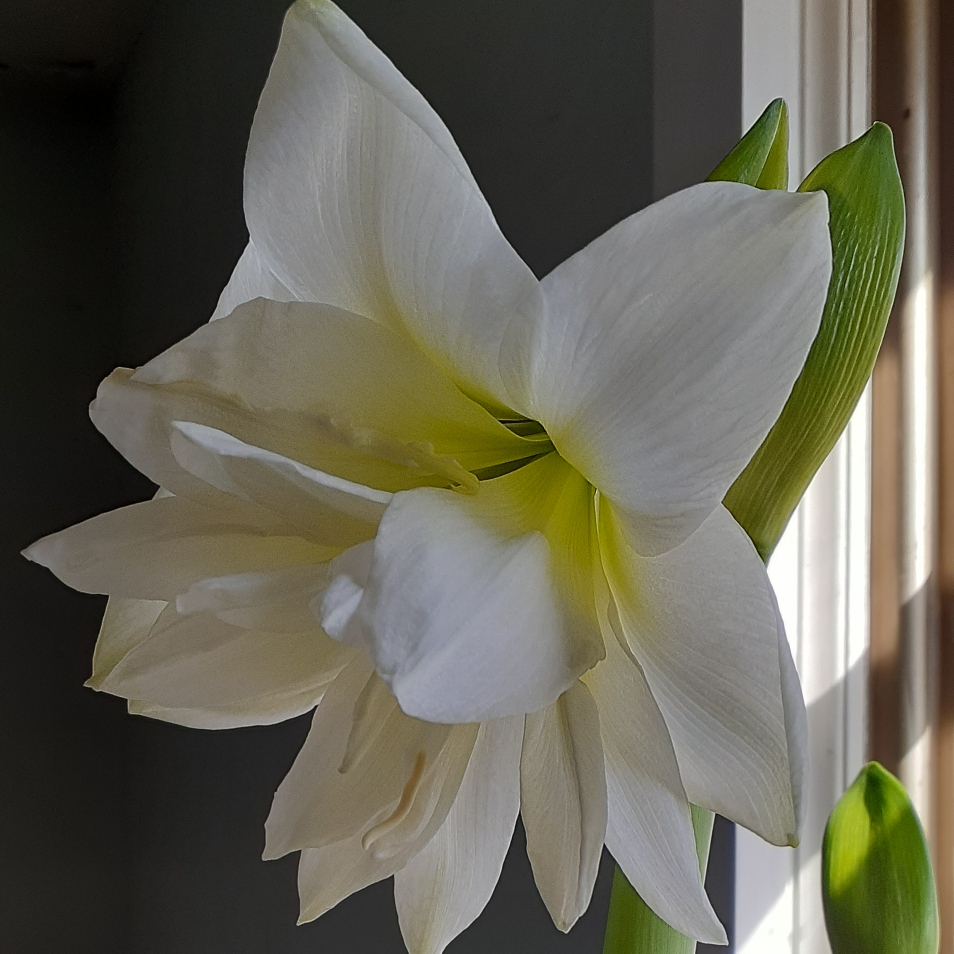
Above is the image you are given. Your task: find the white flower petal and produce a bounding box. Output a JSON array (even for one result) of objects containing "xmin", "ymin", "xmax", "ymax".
[
  {"xmin": 264, "ymin": 657, "xmax": 466, "ymax": 860},
  {"xmin": 520, "ymin": 183, "xmax": 831, "ymax": 555},
  {"xmin": 394, "ymin": 715, "xmax": 523, "ymax": 954},
  {"xmin": 245, "ymin": 0, "xmax": 542, "ymax": 412},
  {"xmin": 210, "ymin": 241, "xmax": 297, "ymax": 321},
  {"xmin": 23, "ymin": 495, "xmax": 330, "ymax": 600},
  {"xmin": 101, "ymin": 600, "xmax": 350, "ymax": 709},
  {"xmin": 170, "ymin": 421, "xmax": 388, "ymax": 540},
  {"xmin": 342, "ymin": 453, "xmax": 604, "ymax": 723},
  {"xmin": 91, "ymin": 300, "xmax": 536, "ymax": 499},
  {"xmin": 88, "ymin": 596, "xmax": 166, "ymax": 689},
  {"xmin": 128, "ymin": 684, "xmax": 327, "ymax": 729},
  {"xmin": 520, "ymin": 681, "xmax": 607, "ymax": 932},
  {"xmin": 600, "ymin": 499, "xmax": 805, "ymax": 847},
  {"xmin": 320, "ymin": 541, "xmax": 374, "ymax": 650},
  {"xmin": 296, "ymin": 724, "xmax": 479, "ymax": 924},
  {"xmin": 175, "ymin": 566, "xmax": 330, "ymax": 632},
  {"xmin": 265, "ymin": 655, "xmax": 383, "ymax": 858},
  {"xmin": 297, "ymin": 836, "xmax": 398, "ymax": 925},
  {"xmin": 584, "ymin": 625, "xmax": 725, "ymax": 944}
]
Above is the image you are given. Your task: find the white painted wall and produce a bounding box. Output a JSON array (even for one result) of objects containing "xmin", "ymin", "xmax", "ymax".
[{"xmin": 736, "ymin": 2, "xmax": 872, "ymax": 952}]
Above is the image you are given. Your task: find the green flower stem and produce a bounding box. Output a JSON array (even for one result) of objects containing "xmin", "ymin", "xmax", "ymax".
[{"xmin": 602, "ymin": 103, "xmax": 904, "ymax": 954}]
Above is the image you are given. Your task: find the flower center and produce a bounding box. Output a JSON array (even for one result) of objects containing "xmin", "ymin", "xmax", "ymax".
[
  {"xmin": 500, "ymin": 417, "xmax": 548, "ymax": 439},
  {"xmin": 469, "ymin": 417, "xmax": 555, "ymax": 482}
]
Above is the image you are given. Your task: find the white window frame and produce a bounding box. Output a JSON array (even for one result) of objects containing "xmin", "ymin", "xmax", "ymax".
[{"xmin": 735, "ymin": 2, "xmax": 873, "ymax": 952}]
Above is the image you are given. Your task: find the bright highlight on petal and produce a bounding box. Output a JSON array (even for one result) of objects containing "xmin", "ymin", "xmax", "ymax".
[
  {"xmin": 599, "ymin": 498, "xmax": 805, "ymax": 847},
  {"xmin": 517, "ymin": 182, "xmax": 831, "ymax": 555},
  {"xmin": 211, "ymin": 241, "xmax": 297, "ymax": 321}
]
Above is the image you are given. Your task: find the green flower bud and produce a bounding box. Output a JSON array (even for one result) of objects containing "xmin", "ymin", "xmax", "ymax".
[
  {"xmin": 708, "ymin": 97, "xmax": 789, "ymax": 190},
  {"xmin": 823, "ymin": 763, "xmax": 939, "ymax": 954},
  {"xmin": 724, "ymin": 121, "xmax": 905, "ymax": 559}
]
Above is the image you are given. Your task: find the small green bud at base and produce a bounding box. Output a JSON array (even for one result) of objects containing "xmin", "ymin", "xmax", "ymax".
[{"xmin": 823, "ymin": 762, "xmax": 939, "ymax": 954}]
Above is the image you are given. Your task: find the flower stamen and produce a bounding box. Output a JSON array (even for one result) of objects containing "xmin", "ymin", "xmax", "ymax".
[{"xmin": 361, "ymin": 750, "xmax": 427, "ymax": 851}]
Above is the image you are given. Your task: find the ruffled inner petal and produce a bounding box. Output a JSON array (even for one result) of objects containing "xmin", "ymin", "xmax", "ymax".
[
  {"xmin": 91, "ymin": 299, "xmax": 542, "ymax": 500},
  {"xmin": 323, "ymin": 453, "xmax": 605, "ymax": 723},
  {"xmin": 394, "ymin": 714, "xmax": 524, "ymax": 954},
  {"xmin": 265, "ymin": 657, "xmax": 477, "ymax": 861},
  {"xmin": 101, "ymin": 573, "xmax": 351, "ymax": 710}
]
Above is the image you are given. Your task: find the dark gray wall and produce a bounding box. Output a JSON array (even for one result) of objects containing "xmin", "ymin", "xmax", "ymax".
[
  {"xmin": 652, "ymin": 0, "xmax": 743, "ymax": 199},
  {"xmin": 6, "ymin": 1, "xmax": 740, "ymax": 951},
  {"xmin": 0, "ymin": 78, "xmax": 131, "ymax": 953}
]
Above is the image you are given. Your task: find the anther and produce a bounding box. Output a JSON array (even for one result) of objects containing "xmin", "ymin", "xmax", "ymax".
[{"xmin": 361, "ymin": 751, "xmax": 427, "ymax": 851}]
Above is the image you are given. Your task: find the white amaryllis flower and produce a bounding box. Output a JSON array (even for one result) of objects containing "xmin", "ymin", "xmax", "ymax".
[{"xmin": 26, "ymin": 1, "xmax": 831, "ymax": 949}]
